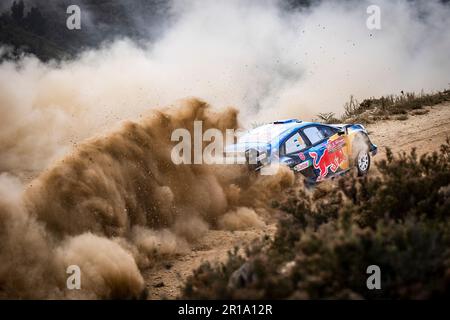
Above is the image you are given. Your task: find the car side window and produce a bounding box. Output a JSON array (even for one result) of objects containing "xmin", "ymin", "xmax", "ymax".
[
  {"xmin": 284, "ymin": 132, "xmax": 307, "ymax": 154},
  {"xmin": 303, "ymin": 126, "xmax": 325, "ymax": 145},
  {"xmin": 319, "ymin": 125, "xmax": 337, "ymax": 138}
]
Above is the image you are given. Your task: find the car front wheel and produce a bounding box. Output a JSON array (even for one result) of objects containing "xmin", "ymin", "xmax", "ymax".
[{"xmin": 356, "ymin": 150, "xmax": 370, "ymax": 176}]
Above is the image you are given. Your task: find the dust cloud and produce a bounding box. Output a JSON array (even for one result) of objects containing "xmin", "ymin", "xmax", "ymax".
[
  {"xmin": 0, "ymin": 99, "xmax": 294, "ymax": 298},
  {"xmin": 1, "ymin": 1, "xmax": 450, "ymax": 175},
  {"xmin": 218, "ymin": 207, "xmax": 266, "ymax": 231}
]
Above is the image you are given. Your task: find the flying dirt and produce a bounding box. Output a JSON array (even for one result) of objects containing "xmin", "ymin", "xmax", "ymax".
[{"xmin": 0, "ymin": 98, "xmax": 295, "ymax": 299}]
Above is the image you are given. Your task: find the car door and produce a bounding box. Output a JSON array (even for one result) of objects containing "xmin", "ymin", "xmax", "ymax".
[
  {"xmin": 279, "ymin": 130, "xmax": 317, "ymax": 181},
  {"xmin": 318, "ymin": 125, "xmax": 351, "ymax": 171},
  {"xmin": 301, "ymin": 125, "xmax": 348, "ymax": 181},
  {"xmin": 300, "ymin": 126, "xmax": 328, "ymax": 181}
]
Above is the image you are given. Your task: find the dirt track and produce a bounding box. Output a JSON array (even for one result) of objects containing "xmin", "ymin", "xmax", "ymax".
[
  {"xmin": 145, "ymin": 224, "xmax": 277, "ymax": 299},
  {"xmin": 145, "ymin": 102, "xmax": 450, "ymax": 299},
  {"xmin": 367, "ymin": 102, "xmax": 450, "ymax": 156}
]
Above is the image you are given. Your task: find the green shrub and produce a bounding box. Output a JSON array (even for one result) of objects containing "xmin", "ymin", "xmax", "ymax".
[{"xmin": 181, "ymin": 141, "xmax": 450, "ymax": 299}]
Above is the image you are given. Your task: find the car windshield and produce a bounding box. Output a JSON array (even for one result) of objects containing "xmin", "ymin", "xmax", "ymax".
[{"xmin": 238, "ymin": 124, "xmax": 290, "ymax": 144}]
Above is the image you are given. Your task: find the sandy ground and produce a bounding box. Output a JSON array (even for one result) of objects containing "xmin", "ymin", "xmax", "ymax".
[
  {"xmin": 144, "ymin": 223, "xmax": 277, "ymax": 299},
  {"xmin": 367, "ymin": 102, "xmax": 450, "ymax": 157},
  {"xmin": 144, "ymin": 102, "xmax": 450, "ymax": 300}
]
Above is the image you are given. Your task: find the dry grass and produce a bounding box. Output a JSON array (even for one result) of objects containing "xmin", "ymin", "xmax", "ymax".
[{"xmin": 318, "ymin": 89, "xmax": 450, "ymax": 124}]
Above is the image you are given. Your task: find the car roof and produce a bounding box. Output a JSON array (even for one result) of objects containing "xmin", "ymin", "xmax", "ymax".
[
  {"xmin": 274, "ymin": 121, "xmax": 314, "ymax": 141},
  {"xmin": 241, "ymin": 119, "xmax": 322, "ymax": 146},
  {"xmin": 269, "ymin": 119, "xmax": 321, "ymax": 132}
]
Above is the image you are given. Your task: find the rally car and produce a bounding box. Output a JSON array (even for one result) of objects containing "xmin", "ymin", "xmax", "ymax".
[{"xmin": 225, "ymin": 119, "xmax": 377, "ymax": 183}]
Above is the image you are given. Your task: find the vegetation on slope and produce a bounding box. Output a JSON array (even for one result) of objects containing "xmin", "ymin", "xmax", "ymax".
[
  {"xmin": 182, "ymin": 140, "xmax": 450, "ymax": 299},
  {"xmin": 317, "ymin": 89, "xmax": 450, "ymax": 125}
]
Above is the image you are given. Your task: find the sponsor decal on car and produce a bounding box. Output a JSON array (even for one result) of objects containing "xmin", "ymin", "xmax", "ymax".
[
  {"xmin": 298, "ymin": 152, "xmax": 306, "ymax": 161},
  {"xmin": 327, "ymin": 136, "xmax": 346, "ymax": 153},
  {"xmin": 293, "ymin": 160, "xmax": 311, "ymax": 172}
]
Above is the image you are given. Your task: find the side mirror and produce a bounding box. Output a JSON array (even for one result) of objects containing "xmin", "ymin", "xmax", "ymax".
[{"xmin": 337, "ymin": 129, "xmax": 346, "ymax": 136}]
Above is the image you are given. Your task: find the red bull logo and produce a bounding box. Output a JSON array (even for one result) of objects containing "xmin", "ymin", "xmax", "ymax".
[{"xmin": 310, "ymin": 147, "xmax": 346, "ymax": 181}]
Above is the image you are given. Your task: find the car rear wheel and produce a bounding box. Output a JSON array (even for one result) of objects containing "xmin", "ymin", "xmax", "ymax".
[{"xmin": 356, "ymin": 149, "xmax": 370, "ymax": 176}]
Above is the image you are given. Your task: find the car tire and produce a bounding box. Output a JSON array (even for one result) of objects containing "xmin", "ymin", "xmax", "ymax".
[{"xmin": 356, "ymin": 149, "xmax": 370, "ymax": 176}]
